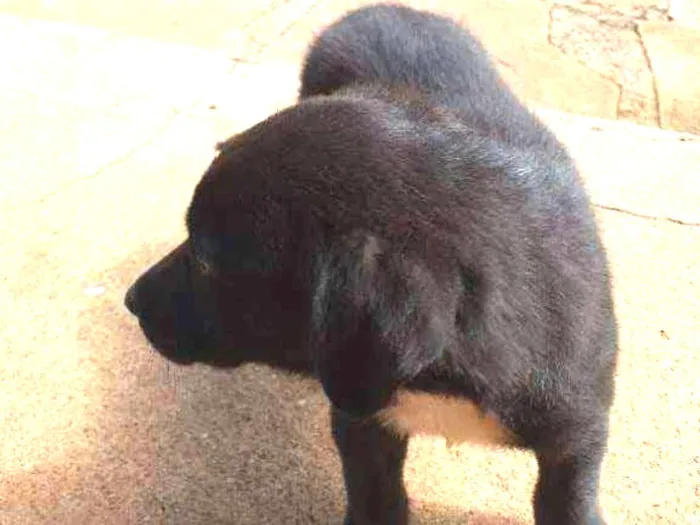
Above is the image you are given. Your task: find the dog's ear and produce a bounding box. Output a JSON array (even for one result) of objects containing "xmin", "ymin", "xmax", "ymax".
[{"xmin": 310, "ymin": 231, "xmax": 458, "ymax": 417}]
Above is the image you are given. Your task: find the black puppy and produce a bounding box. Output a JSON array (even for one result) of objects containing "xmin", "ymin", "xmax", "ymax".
[{"xmin": 125, "ymin": 4, "xmax": 618, "ymax": 525}]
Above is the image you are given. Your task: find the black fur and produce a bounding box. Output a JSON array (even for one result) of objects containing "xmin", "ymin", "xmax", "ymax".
[{"xmin": 125, "ymin": 4, "xmax": 618, "ymax": 524}]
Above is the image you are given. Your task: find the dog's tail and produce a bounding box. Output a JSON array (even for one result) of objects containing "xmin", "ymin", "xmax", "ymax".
[
  {"xmin": 299, "ymin": 4, "xmax": 563, "ymax": 153},
  {"xmin": 299, "ymin": 4, "xmax": 500, "ymax": 106}
]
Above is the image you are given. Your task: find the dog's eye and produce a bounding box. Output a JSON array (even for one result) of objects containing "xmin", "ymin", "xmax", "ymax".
[{"xmin": 195, "ymin": 258, "xmax": 213, "ymax": 276}]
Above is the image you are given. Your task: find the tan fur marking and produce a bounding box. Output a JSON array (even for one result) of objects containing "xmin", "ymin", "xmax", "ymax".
[{"xmin": 377, "ymin": 390, "xmax": 513, "ymax": 447}]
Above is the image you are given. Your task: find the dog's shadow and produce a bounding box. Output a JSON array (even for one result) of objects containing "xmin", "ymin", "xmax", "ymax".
[
  {"xmin": 148, "ymin": 361, "xmax": 346, "ymax": 524},
  {"xmin": 148, "ymin": 363, "xmax": 528, "ymax": 525}
]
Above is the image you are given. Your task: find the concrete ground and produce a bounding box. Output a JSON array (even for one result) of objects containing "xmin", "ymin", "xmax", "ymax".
[{"xmin": 0, "ymin": 1, "xmax": 698, "ymax": 524}]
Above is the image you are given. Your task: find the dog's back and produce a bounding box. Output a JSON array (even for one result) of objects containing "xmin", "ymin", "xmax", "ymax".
[{"xmin": 298, "ymin": 3, "xmax": 616, "ymax": 416}]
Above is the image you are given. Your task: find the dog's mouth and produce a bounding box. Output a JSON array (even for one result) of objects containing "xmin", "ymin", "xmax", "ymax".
[
  {"xmin": 130, "ymin": 310, "xmax": 248, "ymax": 369},
  {"xmin": 137, "ymin": 318, "xmax": 197, "ymax": 365}
]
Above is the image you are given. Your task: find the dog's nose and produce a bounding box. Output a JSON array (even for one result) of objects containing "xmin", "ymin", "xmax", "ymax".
[{"xmin": 124, "ymin": 283, "xmax": 139, "ymax": 315}]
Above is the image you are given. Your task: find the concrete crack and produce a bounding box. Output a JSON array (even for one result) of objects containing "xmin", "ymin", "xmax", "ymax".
[
  {"xmin": 224, "ymin": 0, "xmax": 289, "ymax": 61},
  {"xmin": 495, "ymin": 57, "xmax": 517, "ymax": 74},
  {"xmin": 234, "ymin": 0, "xmax": 322, "ymax": 60},
  {"xmin": 548, "ymin": 3, "xmax": 556, "ymax": 44},
  {"xmin": 593, "ymin": 203, "xmax": 699, "ymax": 226},
  {"xmin": 229, "ymin": 57, "xmax": 260, "ymax": 66},
  {"xmin": 635, "ymin": 23, "xmax": 663, "ymax": 128},
  {"xmin": 614, "ymin": 79, "xmax": 625, "ymax": 119},
  {"xmin": 553, "ymin": 0, "xmax": 670, "ymax": 22},
  {"xmin": 272, "ymin": 0, "xmax": 323, "ymax": 42},
  {"xmin": 253, "ymin": 0, "xmax": 323, "ymax": 59}
]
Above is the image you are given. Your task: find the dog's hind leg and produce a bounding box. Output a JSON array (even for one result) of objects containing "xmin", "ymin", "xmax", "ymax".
[{"xmin": 331, "ymin": 407, "xmax": 410, "ymax": 525}]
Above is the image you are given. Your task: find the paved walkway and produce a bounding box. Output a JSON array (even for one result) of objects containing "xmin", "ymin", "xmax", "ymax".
[
  {"xmin": 1, "ymin": 0, "xmax": 699, "ymax": 133},
  {"xmin": 0, "ymin": 2, "xmax": 698, "ymax": 525}
]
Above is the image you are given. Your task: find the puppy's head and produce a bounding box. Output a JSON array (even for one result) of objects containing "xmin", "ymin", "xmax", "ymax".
[
  {"xmin": 125, "ymin": 98, "xmax": 465, "ymax": 417},
  {"xmin": 125, "ymin": 133, "xmax": 312, "ymax": 371}
]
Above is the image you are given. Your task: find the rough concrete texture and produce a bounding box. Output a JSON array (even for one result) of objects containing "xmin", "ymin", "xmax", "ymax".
[{"xmin": 0, "ymin": 2, "xmax": 699, "ymax": 525}]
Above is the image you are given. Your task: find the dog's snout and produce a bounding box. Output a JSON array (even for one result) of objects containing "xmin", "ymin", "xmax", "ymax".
[{"xmin": 124, "ymin": 283, "xmax": 139, "ymax": 316}]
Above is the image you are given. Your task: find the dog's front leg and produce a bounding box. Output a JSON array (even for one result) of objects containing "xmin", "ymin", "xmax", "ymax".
[
  {"xmin": 331, "ymin": 407, "xmax": 410, "ymax": 525},
  {"xmin": 533, "ymin": 426, "xmax": 609, "ymax": 525}
]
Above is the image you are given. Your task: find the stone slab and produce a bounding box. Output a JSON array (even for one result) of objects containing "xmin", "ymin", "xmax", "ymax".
[
  {"xmin": 639, "ymin": 20, "xmax": 700, "ymax": 134},
  {"xmin": 549, "ymin": 4, "xmax": 659, "ymax": 125},
  {"xmin": 539, "ymin": 108, "xmax": 700, "ymax": 225},
  {"xmin": 0, "ymin": 14, "xmax": 234, "ymax": 208}
]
